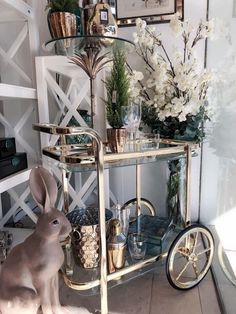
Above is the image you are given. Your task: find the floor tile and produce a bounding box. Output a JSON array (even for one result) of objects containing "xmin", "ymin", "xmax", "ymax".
[
  {"xmin": 198, "ymin": 277, "xmax": 221, "ymax": 314},
  {"xmin": 60, "ymin": 273, "xmax": 153, "ymax": 314},
  {"xmin": 150, "ymin": 271, "xmax": 202, "ymax": 314},
  {"xmin": 108, "ymin": 273, "xmax": 153, "ymax": 314}
]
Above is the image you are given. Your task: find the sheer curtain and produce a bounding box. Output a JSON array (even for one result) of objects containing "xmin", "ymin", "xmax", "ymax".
[{"xmin": 200, "ymin": 0, "xmax": 236, "ymax": 310}]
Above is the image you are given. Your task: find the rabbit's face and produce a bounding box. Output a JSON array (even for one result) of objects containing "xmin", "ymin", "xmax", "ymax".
[{"xmin": 37, "ymin": 209, "xmax": 72, "ymax": 239}]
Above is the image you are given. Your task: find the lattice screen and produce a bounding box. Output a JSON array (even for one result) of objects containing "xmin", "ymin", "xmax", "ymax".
[{"xmin": 0, "ymin": 13, "xmax": 40, "ymax": 228}]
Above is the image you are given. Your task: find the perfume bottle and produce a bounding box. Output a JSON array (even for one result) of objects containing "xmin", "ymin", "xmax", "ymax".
[{"xmin": 107, "ymin": 219, "xmax": 126, "ymax": 273}]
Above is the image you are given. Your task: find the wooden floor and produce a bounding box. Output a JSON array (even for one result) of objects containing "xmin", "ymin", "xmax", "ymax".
[{"xmin": 60, "ymin": 264, "xmax": 222, "ymax": 314}]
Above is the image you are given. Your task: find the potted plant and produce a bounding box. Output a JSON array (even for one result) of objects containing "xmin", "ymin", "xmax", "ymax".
[
  {"xmin": 104, "ymin": 49, "xmax": 130, "ymax": 153},
  {"xmin": 46, "ymin": 0, "xmax": 80, "ymax": 40}
]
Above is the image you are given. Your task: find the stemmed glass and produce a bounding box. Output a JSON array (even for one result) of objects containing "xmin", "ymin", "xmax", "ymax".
[{"xmin": 121, "ymin": 101, "xmax": 142, "ymax": 151}]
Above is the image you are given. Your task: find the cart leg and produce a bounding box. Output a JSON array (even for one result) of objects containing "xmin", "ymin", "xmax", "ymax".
[
  {"xmin": 60, "ymin": 134, "xmax": 70, "ymax": 214},
  {"xmin": 184, "ymin": 144, "xmax": 192, "ymax": 228},
  {"xmin": 62, "ymin": 169, "xmax": 70, "ymax": 214},
  {"xmin": 97, "ymin": 171, "xmax": 108, "ymax": 314},
  {"xmin": 136, "ymin": 163, "xmax": 141, "ymax": 233},
  {"xmin": 95, "ymin": 135, "xmax": 108, "ymax": 314}
]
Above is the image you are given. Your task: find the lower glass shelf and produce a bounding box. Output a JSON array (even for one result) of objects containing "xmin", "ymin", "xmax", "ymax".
[{"xmin": 61, "ymin": 227, "xmax": 180, "ymax": 296}]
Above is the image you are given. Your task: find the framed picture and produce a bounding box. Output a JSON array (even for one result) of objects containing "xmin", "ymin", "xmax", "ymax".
[
  {"xmin": 233, "ymin": 0, "xmax": 236, "ymax": 18},
  {"xmin": 109, "ymin": 0, "xmax": 184, "ymax": 27}
]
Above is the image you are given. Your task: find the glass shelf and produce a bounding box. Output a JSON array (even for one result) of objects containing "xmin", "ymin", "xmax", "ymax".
[
  {"xmin": 42, "ymin": 144, "xmax": 186, "ymax": 173},
  {"xmin": 43, "ymin": 35, "xmax": 134, "ymax": 57},
  {"xmin": 33, "ymin": 123, "xmax": 197, "ymax": 173},
  {"xmin": 62, "ymin": 225, "xmax": 178, "ymax": 295}
]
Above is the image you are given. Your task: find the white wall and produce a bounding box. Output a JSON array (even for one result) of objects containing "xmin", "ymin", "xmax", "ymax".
[{"xmin": 200, "ymin": 0, "xmax": 236, "ymax": 224}]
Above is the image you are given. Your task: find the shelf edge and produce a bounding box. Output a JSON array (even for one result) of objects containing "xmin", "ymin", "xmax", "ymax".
[
  {"xmin": 0, "ymin": 168, "xmax": 32, "ymax": 194},
  {"xmin": 0, "ymin": 84, "xmax": 37, "ymax": 100}
]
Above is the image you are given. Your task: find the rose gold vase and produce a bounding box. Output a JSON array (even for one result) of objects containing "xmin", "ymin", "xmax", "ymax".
[
  {"xmin": 107, "ymin": 128, "xmax": 127, "ymax": 153},
  {"xmin": 48, "ymin": 12, "xmax": 77, "ymax": 47}
]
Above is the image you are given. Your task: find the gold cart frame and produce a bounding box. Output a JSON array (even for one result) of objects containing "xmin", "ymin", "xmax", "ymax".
[{"xmin": 34, "ymin": 124, "xmax": 207, "ymax": 314}]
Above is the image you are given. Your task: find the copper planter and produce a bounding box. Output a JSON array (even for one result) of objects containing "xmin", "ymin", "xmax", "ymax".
[
  {"xmin": 48, "ymin": 12, "xmax": 77, "ymax": 47},
  {"xmin": 107, "ymin": 128, "xmax": 127, "ymax": 153}
]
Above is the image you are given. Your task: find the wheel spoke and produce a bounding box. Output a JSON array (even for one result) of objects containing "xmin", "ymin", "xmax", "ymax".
[
  {"xmin": 197, "ymin": 247, "xmax": 211, "ymax": 257},
  {"xmin": 192, "ymin": 262, "xmax": 199, "ymax": 278},
  {"xmin": 176, "ymin": 261, "xmax": 190, "ymax": 281},
  {"xmin": 192, "ymin": 232, "xmax": 199, "ymax": 253},
  {"xmin": 177, "ymin": 247, "xmax": 189, "ymax": 258}
]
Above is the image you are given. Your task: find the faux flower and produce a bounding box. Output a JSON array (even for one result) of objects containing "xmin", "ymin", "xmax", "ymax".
[{"xmin": 129, "ymin": 15, "xmax": 221, "ymax": 142}]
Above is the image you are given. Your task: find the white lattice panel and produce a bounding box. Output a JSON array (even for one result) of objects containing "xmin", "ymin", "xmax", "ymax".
[{"xmin": 0, "ymin": 1, "xmax": 40, "ymax": 228}]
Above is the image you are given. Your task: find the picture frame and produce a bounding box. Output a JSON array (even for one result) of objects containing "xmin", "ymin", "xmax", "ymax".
[
  {"xmin": 233, "ymin": 0, "xmax": 236, "ymax": 18},
  {"xmin": 108, "ymin": 0, "xmax": 184, "ymax": 27}
]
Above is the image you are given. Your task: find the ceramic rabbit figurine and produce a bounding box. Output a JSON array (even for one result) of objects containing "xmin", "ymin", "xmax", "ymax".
[{"xmin": 0, "ymin": 167, "xmax": 90, "ymax": 314}]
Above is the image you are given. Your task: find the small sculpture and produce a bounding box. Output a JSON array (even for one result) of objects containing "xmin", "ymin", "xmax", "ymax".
[{"xmin": 0, "ymin": 167, "xmax": 90, "ymax": 314}]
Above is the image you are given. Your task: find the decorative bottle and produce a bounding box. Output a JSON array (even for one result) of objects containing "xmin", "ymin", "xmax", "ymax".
[
  {"xmin": 86, "ymin": 0, "xmax": 118, "ymax": 37},
  {"xmin": 82, "ymin": 0, "xmax": 98, "ymax": 35}
]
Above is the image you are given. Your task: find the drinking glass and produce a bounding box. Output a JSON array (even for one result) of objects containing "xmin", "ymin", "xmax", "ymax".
[
  {"xmin": 131, "ymin": 101, "xmax": 142, "ymax": 138},
  {"xmin": 111, "ymin": 205, "xmax": 130, "ymax": 239},
  {"xmin": 128, "ymin": 233, "xmax": 147, "ymax": 260},
  {"xmin": 141, "ymin": 132, "xmax": 160, "ymax": 150},
  {"xmin": 121, "ymin": 101, "xmax": 142, "ymax": 151}
]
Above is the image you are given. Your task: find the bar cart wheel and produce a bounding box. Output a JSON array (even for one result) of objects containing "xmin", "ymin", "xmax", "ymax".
[
  {"xmin": 121, "ymin": 198, "xmax": 156, "ymax": 222},
  {"xmin": 166, "ymin": 224, "xmax": 214, "ymax": 290}
]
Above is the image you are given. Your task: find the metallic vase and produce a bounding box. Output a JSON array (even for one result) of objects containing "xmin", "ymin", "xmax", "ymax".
[
  {"xmin": 48, "ymin": 12, "xmax": 77, "ymax": 47},
  {"xmin": 107, "ymin": 128, "xmax": 127, "ymax": 153},
  {"xmin": 67, "ymin": 207, "xmax": 112, "ymax": 269}
]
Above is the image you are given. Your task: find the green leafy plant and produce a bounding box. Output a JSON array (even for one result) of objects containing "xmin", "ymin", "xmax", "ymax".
[
  {"xmin": 45, "ymin": 0, "xmax": 79, "ymax": 13},
  {"xmin": 104, "ymin": 49, "xmax": 130, "ymax": 129},
  {"xmin": 142, "ymin": 105, "xmax": 207, "ymax": 142}
]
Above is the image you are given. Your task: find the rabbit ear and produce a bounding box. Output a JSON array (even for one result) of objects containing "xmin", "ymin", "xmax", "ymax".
[{"xmin": 29, "ymin": 167, "xmax": 57, "ymax": 212}]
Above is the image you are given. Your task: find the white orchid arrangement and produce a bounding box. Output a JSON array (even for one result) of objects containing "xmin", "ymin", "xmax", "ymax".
[{"xmin": 129, "ymin": 15, "xmax": 219, "ymax": 142}]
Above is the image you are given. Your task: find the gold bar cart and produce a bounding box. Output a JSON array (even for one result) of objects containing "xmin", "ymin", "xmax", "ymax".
[{"xmin": 34, "ymin": 124, "xmax": 214, "ymax": 314}]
